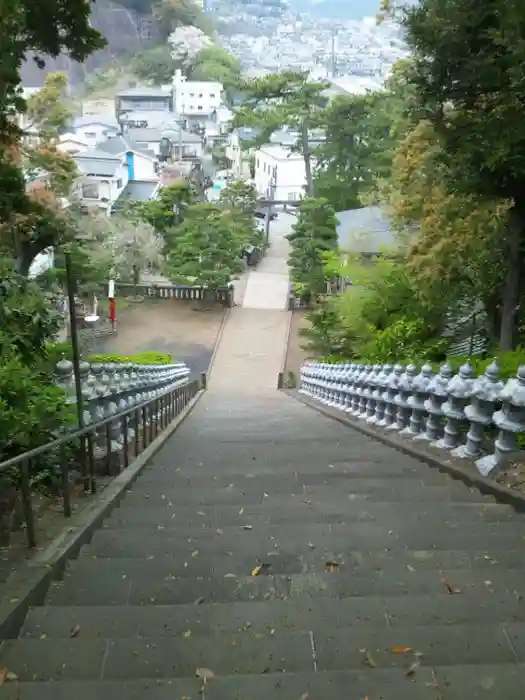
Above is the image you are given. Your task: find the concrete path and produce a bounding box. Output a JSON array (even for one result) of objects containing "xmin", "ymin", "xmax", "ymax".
[
  {"xmin": 241, "ymin": 213, "xmax": 292, "ymax": 310},
  {"xmin": 2, "ymin": 215, "xmax": 525, "ymax": 698}
]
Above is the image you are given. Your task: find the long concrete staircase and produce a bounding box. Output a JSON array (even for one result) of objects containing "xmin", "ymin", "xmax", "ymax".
[{"xmin": 2, "ymin": 218, "xmax": 525, "ymax": 698}]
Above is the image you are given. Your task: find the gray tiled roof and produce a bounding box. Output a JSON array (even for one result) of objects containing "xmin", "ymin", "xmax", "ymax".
[
  {"xmin": 74, "ymin": 149, "xmax": 122, "ymax": 177},
  {"xmin": 96, "ymin": 136, "xmax": 156, "ymax": 160},
  {"xmin": 335, "ymin": 206, "xmax": 398, "ymax": 254},
  {"xmin": 113, "ymin": 180, "xmax": 159, "ymax": 207},
  {"xmin": 117, "ymin": 87, "xmax": 171, "ymax": 98},
  {"xmin": 73, "ymin": 114, "xmax": 119, "ymax": 129},
  {"xmin": 126, "ymin": 127, "xmax": 163, "ymax": 142}
]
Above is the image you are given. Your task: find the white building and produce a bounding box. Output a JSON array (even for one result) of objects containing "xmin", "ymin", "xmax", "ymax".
[
  {"xmin": 58, "ymin": 132, "xmax": 89, "ymax": 155},
  {"xmin": 71, "ymin": 115, "xmax": 120, "ymax": 148},
  {"xmin": 95, "ymin": 136, "xmax": 159, "ymax": 181},
  {"xmin": 254, "ymin": 145, "xmax": 310, "ymax": 202},
  {"xmin": 173, "ymin": 70, "xmax": 222, "ymax": 116},
  {"xmin": 74, "ymin": 148, "xmax": 130, "ymax": 213}
]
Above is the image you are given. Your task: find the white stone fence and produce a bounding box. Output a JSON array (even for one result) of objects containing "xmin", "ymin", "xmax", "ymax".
[{"xmin": 299, "ymin": 360, "xmax": 525, "ymax": 476}]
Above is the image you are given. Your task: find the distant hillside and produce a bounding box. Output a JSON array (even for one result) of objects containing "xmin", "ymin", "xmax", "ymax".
[{"xmin": 21, "ymin": 0, "xmax": 156, "ymax": 88}]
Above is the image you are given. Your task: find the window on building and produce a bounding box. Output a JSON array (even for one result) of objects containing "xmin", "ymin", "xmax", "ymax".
[
  {"xmin": 84, "ymin": 131, "xmax": 96, "ymax": 138},
  {"xmin": 116, "ymin": 179, "xmax": 123, "ymax": 189},
  {"xmin": 197, "ymin": 105, "xmax": 203, "ymax": 110},
  {"xmin": 210, "ymin": 93, "xmax": 216, "ymax": 98},
  {"xmin": 81, "ymin": 182, "xmax": 99, "ymax": 199},
  {"xmin": 288, "ymin": 192, "xmax": 297, "ymax": 200},
  {"xmin": 256, "ymin": 159, "xmax": 259, "ymax": 168},
  {"xmin": 189, "ymin": 92, "xmax": 195, "ymax": 97},
  {"xmin": 198, "ymin": 93, "xmax": 203, "ymax": 98}
]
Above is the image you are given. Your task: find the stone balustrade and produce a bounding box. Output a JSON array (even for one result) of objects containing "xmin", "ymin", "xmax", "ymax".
[
  {"xmin": 299, "ymin": 360, "xmax": 525, "ymax": 476},
  {"xmin": 54, "ymin": 358, "xmax": 191, "ymax": 473}
]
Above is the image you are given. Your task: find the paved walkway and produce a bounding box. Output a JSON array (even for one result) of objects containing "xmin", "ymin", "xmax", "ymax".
[
  {"xmin": 241, "ymin": 212, "xmax": 292, "ymax": 310},
  {"xmin": 2, "ymin": 217, "xmax": 525, "ymax": 698}
]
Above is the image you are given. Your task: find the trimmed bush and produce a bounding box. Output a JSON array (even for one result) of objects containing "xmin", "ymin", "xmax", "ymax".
[{"xmin": 88, "ymin": 351, "xmax": 173, "ymax": 365}]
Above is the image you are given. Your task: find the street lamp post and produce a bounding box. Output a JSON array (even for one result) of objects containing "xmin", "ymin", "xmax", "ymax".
[{"xmin": 64, "ymin": 250, "xmax": 84, "ymax": 429}]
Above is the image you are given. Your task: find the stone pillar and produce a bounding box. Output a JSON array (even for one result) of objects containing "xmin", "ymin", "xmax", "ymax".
[
  {"xmin": 403, "ymin": 364, "xmax": 433, "ymax": 437},
  {"xmin": 452, "ymin": 359, "xmax": 503, "ymax": 459},
  {"xmin": 389, "ymin": 364, "xmax": 416, "ymax": 431},
  {"xmin": 433, "ymin": 362, "xmax": 475, "ymax": 450},
  {"xmin": 378, "ymin": 364, "xmax": 403, "ymax": 428}
]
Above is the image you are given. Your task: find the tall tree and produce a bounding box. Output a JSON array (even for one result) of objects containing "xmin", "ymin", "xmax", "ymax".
[
  {"xmin": 287, "ymin": 197, "xmax": 338, "ymax": 300},
  {"xmin": 400, "ymin": 0, "xmax": 525, "ymax": 349},
  {"xmin": 234, "ymin": 71, "xmax": 328, "ymax": 196},
  {"xmin": 165, "ymin": 203, "xmax": 244, "ymax": 290},
  {"xmin": 0, "ymin": 0, "xmax": 104, "ymax": 275},
  {"xmin": 314, "ymin": 92, "xmax": 393, "ymax": 212}
]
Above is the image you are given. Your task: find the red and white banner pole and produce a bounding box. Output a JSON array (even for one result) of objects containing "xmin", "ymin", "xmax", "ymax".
[{"xmin": 108, "ymin": 279, "xmax": 116, "ymax": 330}]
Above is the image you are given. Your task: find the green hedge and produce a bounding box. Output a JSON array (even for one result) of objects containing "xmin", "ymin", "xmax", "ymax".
[
  {"xmin": 321, "ymin": 350, "xmax": 525, "ymax": 381},
  {"xmin": 88, "ymin": 351, "xmax": 173, "ymax": 365}
]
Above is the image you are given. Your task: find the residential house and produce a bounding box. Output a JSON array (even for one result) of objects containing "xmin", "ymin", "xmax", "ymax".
[
  {"xmin": 119, "ymin": 110, "xmax": 169, "ymax": 130},
  {"xmin": 335, "ymin": 206, "xmax": 398, "ymax": 259},
  {"xmin": 157, "ymin": 123, "xmax": 203, "ymax": 161},
  {"xmin": 81, "ymin": 98, "xmax": 116, "ymax": 119},
  {"xmin": 225, "ymin": 127, "xmax": 260, "ymax": 178},
  {"xmin": 115, "ymin": 87, "xmax": 173, "ymax": 119},
  {"xmin": 71, "ymin": 115, "xmax": 120, "ymax": 148},
  {"xmin": 58, "ymin": 132, "xmax": 89, "ymax": 155},
  {"xmin": 254, "ymin": 144, "xmax": 315, "ymax": 202},
  {"xmin": 96, "ymin": 135, "xmax": 159, "ymax": 181},
  {"xmin": 173, "ymin": 70, "xmax": 222, "ymax": 117},
  {"xmin": 74, "ymin": 148, "xmax": 130, "ymax": 213}
]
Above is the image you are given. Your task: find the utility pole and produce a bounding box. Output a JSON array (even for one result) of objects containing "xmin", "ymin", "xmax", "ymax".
[
  {"xmin": 264, "ymin": 176, "xmax": 276, "ymax": 246},
  {"xmin": 331, "ymin": 30, "xmax": 337, "ymax": 78},
  {"xmin": 301, "ymin": 118, "xmax": 315, "ymax": 197}
]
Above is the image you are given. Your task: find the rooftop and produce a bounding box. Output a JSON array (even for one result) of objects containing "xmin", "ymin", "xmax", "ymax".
[
  {"xmin": 113, "ymin": 180, "xmax": 159, "ymax": 209},
  {"xmin": 117, "ymin": 87, "xmax": 172, "ymax": 98},
  {"xmin": 336, "ymin": 206, "xmax": 398, "ymax": 254},
  {"xmin": 73, "ymin": 114, "xmax": 119, "ymax": 129},
  {"xmin": 96, "ymin": 136, "xmax": 156, "ymax": 160}
]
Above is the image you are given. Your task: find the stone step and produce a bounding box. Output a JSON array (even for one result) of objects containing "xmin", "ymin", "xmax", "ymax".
[
  {"xmin": 85, "ymin": 522, "xmax": 525, "ymax": 559},
  {"xmin": 46, "ymin": 566, "xmax": 525, "ymax": 606},
  {"xmin": 119, "ymin": 482, "xmax": 491, "ymax": 506},
  {"xmin": 69, "ymin": 547, "xmax": 525, "ymax": 580},
  {"xmin": 1, "ymin": 666, "xmax": 523, "ymax": 700},
  {"xmin": 2, "ymin": 623, "xmax": 524, "ymax": 683},
  {"xmin": 104, "ymin": 501, "xmax": 521, "ymax": 528},
  {"xmin": 135, "ymin": 465, "xmax": 454, "ymax": 486},
  {"xmin": 22, "ymin": 590, "xmax": 525, "ymax": 640}
]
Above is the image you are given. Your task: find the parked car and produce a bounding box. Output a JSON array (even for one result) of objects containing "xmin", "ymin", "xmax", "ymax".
[{"xmin": 253, "ymin": 207, "xmax": 277, "ymax": 220}]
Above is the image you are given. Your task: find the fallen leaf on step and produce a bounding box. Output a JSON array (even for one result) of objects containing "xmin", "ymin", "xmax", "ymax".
[
  {"xmin": 183, "ymin": 630, "xmax": 192, "ymax": 638},
  {"xmin": 216, "ymin": 529, "xmax": 224, "ymax": 535},
  {"xmin": 191, "ymin": 550, "xmax": 199, "ymax": 558},
  {"xmin": 308, "ymin": 542, "xmax": 316, "ymax": 549},
  {"xmin": 239, "ymin": 508, "xmax": 244, "ymax": 515},
  {"xmin": 392, "ymin": 646, "xmax": 411, "ymax": 654},
  {"xmin": 195, "ymin": 667, "xmax": 215, "ymax": 680},
  {"xmin": 406, "ymin": 660, "xmax": 420, "ymax": 677},
  {"xmin": 243, "ymin": 524, "xmax": 253, "ymax": 530},
  {"xmin": 325, "ymin": 561, "xmax": 339, "ymax": 573},
  {"xmin": 70, "ymin": 624, "xmax": 81, "ymax": 638},
  {"xmin": 361, "ymin": 649, "xmax": 376, "ymax": 668},
  {"xmin": 252, "ymin": 565, "xmax": 263, "ymax": 576},
  {"xmin": 224, "ymin": 573, "xmax": 236, "ymax": 578},
  {"xmin": 194, "ymin": 596, "xmax": 205, "ymax": 605},
  {"xmin": 299, "ymin": 694, "xmax": 309, "ymax": 700},
  {"xmin": 406, "ymin": 565, "xmax": 416, "ymax": 572},
  {"xmin": 441, "ymin": 572, "xmax": 461, "ymax": 594},
  {"xmin": 0, "ymin": 669, "xmax": 18, "ymax": 684}
]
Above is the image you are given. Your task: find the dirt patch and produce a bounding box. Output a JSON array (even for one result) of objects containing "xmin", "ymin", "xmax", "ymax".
[
  {"xmin": 97, "ymin": 298, "xmax": 226, "ymax": 377},
  {"xmin": 284, "ymin": 310, "xmax": 313, "ymax": 379}
]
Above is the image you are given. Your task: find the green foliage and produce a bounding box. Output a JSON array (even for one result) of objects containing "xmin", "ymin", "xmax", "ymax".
[
  {"xmin": 152, "ymin": 0, "xmax": 214, "ymax": 39},
  {"xmin": 88, "ymin": 351, "xmax": 173, "ymax": 365},
  {"xmin": 219, "ymin": 179, "xmax": 257, "ymax": 215},
  {"xmin": 313, "ymin": 92, "xmax": 394, "ymax": 211},
  {"xmin": 0, "ymin": 351, "xmax": 73, "ymax": 462},
  {"xmin": 287, "ymin": 198, "xmax": 339, "ymax": 299},
  {"xmin": 189, "ymin": 46, "xmax": 242, "ymax": 91},
  {"xmin": 131, "ymin": 45, "xmax": 178, "ymax": 84},
  {"xmin": 0, "ymin": 258, "xmax": 62, "ymax": 365},
  {"xmin": 164, "ymin": 203, "xmax": 244, "ymax": 290},
  {"xmin": 358, "ymin": 318, "xmax": 449, "ymax": 364},
  {"xmin": 137, "ymin": 181, "xmax": 198, "ymax": 236}
]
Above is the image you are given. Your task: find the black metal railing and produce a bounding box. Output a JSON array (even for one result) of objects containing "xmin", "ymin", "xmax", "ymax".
[{"xmin": 0, "ymin": 377, "xmax": 202, "ymax": 549}]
